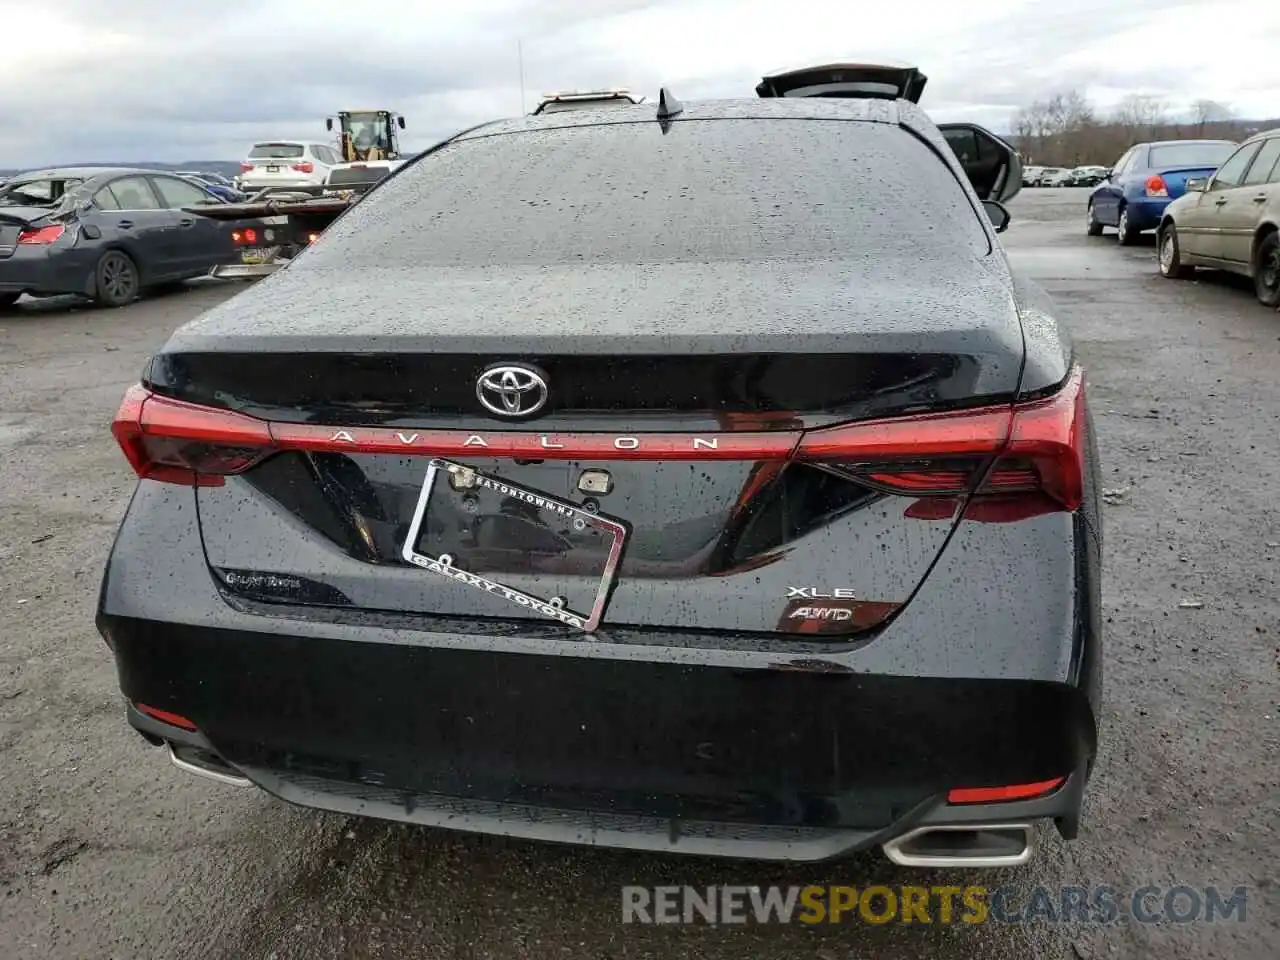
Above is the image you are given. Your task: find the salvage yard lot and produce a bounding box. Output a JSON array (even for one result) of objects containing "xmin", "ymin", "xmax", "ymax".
[{"xmin": 1, "ymin": 188, "xmax": 1277, "ymax": 960}]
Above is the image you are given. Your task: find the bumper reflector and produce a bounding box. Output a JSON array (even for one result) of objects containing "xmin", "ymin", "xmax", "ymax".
[
  {"xmin": 947, "ymin": 776, "xmax": 1066, "ymax": 805},
  {"xmin": 135, "ymin": 703, "xmax": 198, "ymax": 731}
]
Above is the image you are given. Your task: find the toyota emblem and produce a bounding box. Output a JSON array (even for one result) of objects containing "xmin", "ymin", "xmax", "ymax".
[{"xmin": 476, "ymin": 363, "xmax": 550, "ymax": 418}]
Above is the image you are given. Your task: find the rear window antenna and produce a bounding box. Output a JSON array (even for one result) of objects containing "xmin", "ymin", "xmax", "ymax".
[
  {"xmin": 656, "ymin": 87, "xmax": 683, "ymax": 133},
  {"xmin": 656, "ymin": 87, "xmax": 683, "ymax": 120}
]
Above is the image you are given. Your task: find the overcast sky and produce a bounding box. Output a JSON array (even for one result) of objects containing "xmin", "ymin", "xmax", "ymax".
[{"xmin": 2, "ymin": 0, "xmax": 1277, "ymax": 166}]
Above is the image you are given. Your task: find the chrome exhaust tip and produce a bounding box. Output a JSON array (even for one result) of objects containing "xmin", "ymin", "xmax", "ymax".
[
  {"xmin": 210, "ymin": 263, "xmax": 286, "ymax": 280},
  {"xmin": 882, "ymin": 822, "xmax": 1035, "ymax": 868},
  {"xmin": 167, "ymin": 742, "xmax": 253, "ymax": 788}
]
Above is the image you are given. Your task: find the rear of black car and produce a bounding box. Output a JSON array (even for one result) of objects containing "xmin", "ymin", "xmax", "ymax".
[
  {"xmin": 98, "ymin": 100, "xmax": 1101, "ymax": 863},
  {"xmin": 0, "ymin": 177, "xmax": 89, "ymax": 303}
]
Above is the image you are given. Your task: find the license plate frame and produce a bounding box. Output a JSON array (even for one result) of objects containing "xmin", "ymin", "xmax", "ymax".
[
  {"xmin": 265, "ymin": 165, "xmax": 280, "ymax": 173},
  {"xmin": 240, "ymin": 247, "xmax": 275, "ymax": 264},
  {"xmin": 400, "ymin": 458, "xmax": 627, "ymax": 632}
]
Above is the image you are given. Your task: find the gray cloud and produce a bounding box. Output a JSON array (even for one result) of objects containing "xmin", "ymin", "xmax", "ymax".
[{"xmin": 0, "ymin": 0, "xmax": 1274, "ymax": 167}]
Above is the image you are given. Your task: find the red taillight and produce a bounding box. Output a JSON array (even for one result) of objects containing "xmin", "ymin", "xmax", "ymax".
[
  {"xmin": 230, "ymin": 227, "xmax": 258, "ymax": 247},
  {"xmin": 291, "ymin": 161, "xmax": 314, "ymax": 173},
  {"xmin": 1145, "ymin": 174, "xmax": 1168, "ymax": 197},
  {"xmin": 109, "ymin": 368, "xmax": 1086, "ymax": 515},
  {"xmin": 240, "ymin": 161, "xmax": 254, "ymax": 172},
  {"xmin": 795, "ymin": 366, "xmax": 1085, "ymax": 516},
  {"xmin": 111, "ymin": 385, "xmax": 275, "ymax": 486},
  {"xmin": 947, "ymin": 777, "xmax": 1066, "ymax": 804},
  {"xmin": 17, "ymin": 224, "xmax": 65, "ymax": 245}
]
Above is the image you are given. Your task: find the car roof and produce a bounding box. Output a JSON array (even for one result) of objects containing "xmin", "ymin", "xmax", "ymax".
[
  {"xmin": 1140, "ymin": 139, "xmax": 1235, "ymax": 148},
  {"xmin": 7, "ymin": 166, "xmax": 154, "ymax": 181},
  {"xmin": 1242, "ymin": 127, "xmax": 1280, "ymax": 143},
  {"xmin": 456, "ymin": 96, "xmax": 909, "ymax": 143}
]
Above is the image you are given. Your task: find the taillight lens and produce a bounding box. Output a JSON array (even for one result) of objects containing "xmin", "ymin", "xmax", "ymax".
[
  {"xmin": 240, "ymin": 161, "xmax": 254, "ymax": 172},
  {"xmin": 292, "ymin": 161, "xmax": 315, "ymax": 173},
  {"xmin": 795, "ymin": 366, "xmax": 1086, "ymax": 518},
  {"xmin": 109, "ymin": 367, "xmax": 1087, "ymax": 517},
  {"xmin": 230, "ymin": 227, "xmax": 258, "ymax": 247},
  {"xmin": 1145, "ymin": 174, "xmax": 1168, "ymax": 197},
  {"xmin": 18, "ymin": 224, "xmax": 65, "ymax": 245},
  {"xmin": 111, "ymin": 385, "xmax": 275, "ymax": 486}
]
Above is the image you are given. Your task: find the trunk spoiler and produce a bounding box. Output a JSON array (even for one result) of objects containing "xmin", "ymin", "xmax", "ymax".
[
  {"xmin": 756, "ymin": 63, "xmax": 928, "ymax": 102},
  {"xmin": 0, "ymin": 210, "xmax": 49, "ymax": 227}
]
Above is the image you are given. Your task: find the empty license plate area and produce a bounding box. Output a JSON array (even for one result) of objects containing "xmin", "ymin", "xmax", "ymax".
[{"xmin": 401, "ymin": 459, "xmax": 628, "ymax": 631}]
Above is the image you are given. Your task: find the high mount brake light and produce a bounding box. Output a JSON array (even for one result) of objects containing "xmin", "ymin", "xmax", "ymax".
[
  {"xmin": 1145, "ymin": 174, "xmax": 1168, "ymax": 197},
  {"xmin": 110, "ymin": 369, "xmax": 1086, "ymax": 516}
]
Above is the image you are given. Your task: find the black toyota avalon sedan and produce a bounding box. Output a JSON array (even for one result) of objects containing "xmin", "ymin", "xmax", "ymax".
[{"xmin": 98, "ymin": 83, "xmax": 1102, "ymax": 867}]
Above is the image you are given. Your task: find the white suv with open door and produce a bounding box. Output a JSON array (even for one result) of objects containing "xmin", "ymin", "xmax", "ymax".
[{"xmin": 238, "ymin": 141, "xmax": 341, "ymax": 194}]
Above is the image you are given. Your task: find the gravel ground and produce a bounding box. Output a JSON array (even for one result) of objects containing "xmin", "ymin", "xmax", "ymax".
[{"xmin": 0, "ymin": 189, "xmax": 1276, "ymax": 960}]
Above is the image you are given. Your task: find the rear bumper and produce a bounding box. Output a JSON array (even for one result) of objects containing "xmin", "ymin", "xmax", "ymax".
[
  {"xmin": 0, "ymin": 247, "xmax": 90, "ymax": 297},
  {"xmin": 97, "ymin": 482, "xmax": 1102, "ymax": 860},
  {"xmin": 1125, "ymin": 197, "xmax": 1171, "ymax": 231},
  {"xmin": 126, "ymin": 698, "xmax": 1088, "ymax": 863},
  {"xmin": 240, "ymin": 179, "xmax": 323, "ymax": 194}
]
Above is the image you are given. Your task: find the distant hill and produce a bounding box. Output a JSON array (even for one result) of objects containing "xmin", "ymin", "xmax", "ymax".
[{"xmin": 0, "ymin": 160, "xmax": 243, "ymax": 179}]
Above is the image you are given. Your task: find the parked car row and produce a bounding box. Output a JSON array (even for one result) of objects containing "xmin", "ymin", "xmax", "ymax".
[
  {"xmin": 1083, "ymin": 133, "xmax": 1280, "ymax": 307},
  {"xmin": 1022, "ymin": 164, "xmax": 1110, "ymax": 188},
  {"xmin": 1156, "ymin": 129, "xmax": 1280, "ymax": 307}
]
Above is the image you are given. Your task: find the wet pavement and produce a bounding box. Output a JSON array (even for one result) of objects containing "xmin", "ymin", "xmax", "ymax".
[{"xmin": 0, "ymin": 188, "xmax": 1277, "ymax": 959}]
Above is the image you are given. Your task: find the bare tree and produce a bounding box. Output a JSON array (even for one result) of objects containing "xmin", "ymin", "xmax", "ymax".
[
  {"xmin": 1191, "ymin": 99, "xmax": 1233, "ymax": 135},
  {"xmin": 1012, "ymin": 106, "xmax": 1037, "ymax": 162},
  {"xmin": 1011, "ymin": 90, "xmax": 1098, "ymax": 166},
  {"xmin": 1006, "ymin": 91, "xmax": 1267, "ymax": 168},
  {"xmin": 1112, "ymin": 94, "xmax": 1167, "ymax": 138}
]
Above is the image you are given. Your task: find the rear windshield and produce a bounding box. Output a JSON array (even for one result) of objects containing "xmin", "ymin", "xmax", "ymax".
[
  {"xmin": 320, "ymin": 119, "xmax": 990, "ymax": 267},
  {"xmin": 249, "ymin": 143, "xmax": 304, "ymax": 159},
  {"xmin": 0, "ymin": 177, "xmax": 84, "ymax": 206},
  {"xmin": 1148, "ymin": 143, "xmax": 1234, "ymax": 168}
]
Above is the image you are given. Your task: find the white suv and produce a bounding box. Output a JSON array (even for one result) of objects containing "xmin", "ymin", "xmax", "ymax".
[{"xmin": 238, "ymin": 141, "xmax": 341, "ymax": 194}]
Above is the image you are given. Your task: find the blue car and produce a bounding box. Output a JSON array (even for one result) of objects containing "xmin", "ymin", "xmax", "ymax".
[
  {"xmin": 1086, "ymin": 139, "xmax": 1236, "ymax": 245},
  {"xmin": 177, "ymin": 172, "xmax": 245, "ymax": 204}
]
